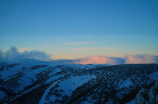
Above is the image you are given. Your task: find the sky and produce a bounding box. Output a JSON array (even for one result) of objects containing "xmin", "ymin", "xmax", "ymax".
[{"xmin": 0, "ymin": 0, "xmax": 158, "ymax": 61}]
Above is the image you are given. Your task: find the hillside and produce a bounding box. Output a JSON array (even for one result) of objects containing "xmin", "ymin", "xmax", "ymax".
[{"xmin": 0, "ymin": 60, "xmax": 158, "ymax": 104}]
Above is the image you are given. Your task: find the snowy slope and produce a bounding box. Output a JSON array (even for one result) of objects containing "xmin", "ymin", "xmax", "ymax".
[{"xmin": 0, "ymin": 60, "xmax": 158, "ymax": 104}]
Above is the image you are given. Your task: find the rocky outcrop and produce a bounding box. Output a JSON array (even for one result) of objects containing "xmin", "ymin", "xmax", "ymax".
[{"xmin": 135, "ymin": 80, "xmax": 158, "ymax": 104}]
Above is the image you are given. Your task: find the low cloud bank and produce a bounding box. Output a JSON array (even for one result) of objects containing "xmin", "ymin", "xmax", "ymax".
[
  {"xmin": 0, "ymin": 46, "xmax": 158, "ymax": 64},
  {"xmin": 125, "ymin": 54, "xmax": 158, "ymax": 64},
  {"xmin": 74, "ymin": 56, "xmax": 124, "ymax": 65},
  {"xmin": 74, "ymin": 55, "xmax": 158, "ymax": 65},
  {"xmin": 0, "ymin": 46, "xmax": 51, "ymax": 62}
]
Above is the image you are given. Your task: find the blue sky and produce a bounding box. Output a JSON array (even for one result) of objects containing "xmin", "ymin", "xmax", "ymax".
[{"xmin": 0, "ymin": 0, "xmax": 158, "ymax": 59}]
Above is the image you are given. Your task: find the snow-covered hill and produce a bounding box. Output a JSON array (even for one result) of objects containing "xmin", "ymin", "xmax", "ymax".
[{"xmin": 0, "ymin": 60, "xmax": 158, "ymax": 104}]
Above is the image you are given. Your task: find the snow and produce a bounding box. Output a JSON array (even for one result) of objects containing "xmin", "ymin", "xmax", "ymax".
[
  {"xmin": 40, "ymin": 75, "xmax": 96, "ymax": 103},
  {"xmin": 149, "ymin": 71, "xmax": 158, "ymax": 80},
  {"xmin": 15, "ymin": 65, "xmax": 51, "ymax": 91},
  {"xmin": 58, "ymin": 75, "xmax": 96, "ymax": 96},
  {"xmin": 0, "ymin": 64, "xmax": 23, "ymax": 79},
  {"xmin": 39, "ymin": 81, "xmax": 58, "ymax": 104},
  {"xmin": 125, "ymin": 100, "xmax": 135, "ymax": 104},
  {"xmin": 25, "ymin": 65, "xmax": 50, "ymax": 79},
  {"xmin": 106, "ymin": 99, "xmax": 114, "ymax": 104},
  {"xmin": 3, "ymin": 66, "xmax": 7, "ymax": 71},
  {"xmin": 82, "ymin": 101, "xmax": 92, "ymax": 104},
  {"xmin": 46, "ymin": 75, "xmax": 64, "ymax": 83},
  {"xmin": 0, "ymin": 61, "xmax": 158, "ymax": 103},
  {"xmin": 0, "ymin": 60, "xmax": 61, "ymax": 80},
  {"xmin": 48, "ymin": 68, "xmax": 61, "ymax": 76},
  {"xmin": 66, "ymin": 64, "xmax": 103, "ymax": 70},
  {"xmin": 119, "ymin": 78, "xmax": 133, "ymax": 88},
  {"xmin": 0, "ymin": 90, "xmax": 7, "ymax": 100}
]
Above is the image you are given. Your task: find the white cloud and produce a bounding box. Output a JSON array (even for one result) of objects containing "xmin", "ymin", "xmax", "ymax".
[
  {"xmin": 74, "ymin": 54, "xmax": 158, "ymax": 65},
  {"xmin": 74, "ymin": 56, "xmax": 124, "ymax": 65},
  {"xmin": 0, "ymin": 46, "xmax": 51, "ymax": 62},
  {"xmin": 19, "ymin": 47, "xmax": 31, "ymax": 52},
  {"xmin": 125, "ymin": 54, "xmax": 158, "ymax": 64},
  {"xmin": 1, "ymin": 47, "xmax": 158, "ymax": 65}
]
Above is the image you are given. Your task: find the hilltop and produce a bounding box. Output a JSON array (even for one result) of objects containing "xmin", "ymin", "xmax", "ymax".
[{"xmin": 0, "ymin": 60, "xmax": 158, "ymax": 104}]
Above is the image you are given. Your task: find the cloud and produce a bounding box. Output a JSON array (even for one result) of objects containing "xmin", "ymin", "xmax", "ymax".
[
  {"xmin": 64, "ymin": 42, "xmax": 96, "ymax": 45},
  {"xmin": 19, "ymin": 47, "xmax": 31, "ymax": 52},
  {"xmin": 0, "ymin": 46, "xmax": 51, "ymax": 62},
  {"xmin": 74, "ymin": 56, "xmax": 125, "ymax": 65},
  {"xmin": 1, "ymin": 47, "xmax": 158, "ymax": 65},
  {"xmin": 73, "ymin": 55, "xmax": 158, "ymax": 65},
  {"xmin": 71, "ymin": 47, "xmax": 106, "ymax": 50},
  {"xmin": 125, "ymin": 54, "xmax": 158, "ymax": 64}
]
